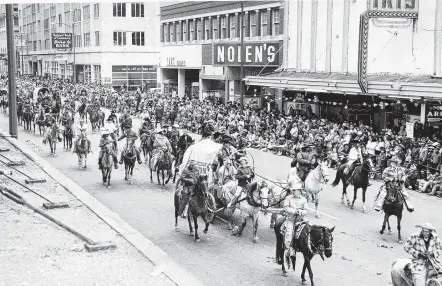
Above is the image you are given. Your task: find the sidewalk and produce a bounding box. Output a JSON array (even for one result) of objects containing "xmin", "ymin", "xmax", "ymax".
[{"xmin": 0, "ymin": 132, "xmax": 198, "ymax": 286}]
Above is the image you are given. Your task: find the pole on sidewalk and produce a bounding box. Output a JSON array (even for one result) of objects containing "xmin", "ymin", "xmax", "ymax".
[
  {"xmin": 239, "ymin": 2, "xmax": 244, "ymax": 113},
  {"xmin": 6, "ymin": 4, "xmax": 17, "ymax": 139}
]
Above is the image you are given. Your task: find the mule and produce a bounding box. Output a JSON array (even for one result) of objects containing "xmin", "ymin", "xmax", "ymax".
[
  {"xmin": 186, "ymin": 176, "xmax": 211, "ymax": 242},
  {"xmin": 274, "ymin": 218, "xmax": 335, "ymax": 286},
  {"xmin": 222, "ymin": 181, "xmax": 269, "ymax": 242},
  {"xmin": 75, "ymin": 136, "xmax": 91, "ymax": 169},
  {"xmin": 122, "ymin": 145, "xmax": 138, "ymax": 183},
  {"xmin": 304, "ymin": 161, "xmax": 329, "ymax": 218},
  {"xmin": 101, "ymin": 144, "xmax": 114, "ymax": 188},
  {"xmin": 331, "ymin": 157, "xmax": 373, "ymax": 213},
  {"xmin": 380, "ymin": 182, "xmax": 404, "ymax": 243}
]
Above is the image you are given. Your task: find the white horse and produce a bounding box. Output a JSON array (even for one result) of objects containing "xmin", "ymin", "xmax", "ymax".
[{"xmin": 304, "ymin": 160, "xmax": 329, "ymax": 218}]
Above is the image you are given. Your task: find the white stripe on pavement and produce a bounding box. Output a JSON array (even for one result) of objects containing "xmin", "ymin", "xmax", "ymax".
[{"xmin": 307, "ymin": 207, "xmax": 340, "ymax": 221}]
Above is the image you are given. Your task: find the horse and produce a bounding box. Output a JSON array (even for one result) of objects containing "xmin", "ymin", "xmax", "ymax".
[
  {"xmin": 173, "ymin": 139, "xmax": 194, "ymax": 183},
  {"xmin": 78, "ymin": 102, "xmax": 88, "ymax": 123},
  {"xmin": 63, "ymin": 124, "xmax": 74, "ymax": 150},
  {"xmin": 88, "ymin": 108, "xmax": 101, "ymax": 132},
  {"xmin": 100, "ymin": 144, "xmax": 114, "ymax": 188},
  {"xmin": 43, "ymin": 124, "xmax": 62, "ymax": 157},
  {"xmin": 184, "ymin": 176, "xmax": 212, "ymax": 242},
  {"xmin": 17, "ymin": 102, "xmax": 23, "ymax": 126},
  {"xmin": 140, "ymin": 132, "xmax": 154, "ymax": 164},
  {"xmin": 222, "ymin": 181, "xmax": 269, "ymax": 243},
  {"xmin": 122, "ymin": 144, "xmax": 138, "ymax": 183},
  {"xmin": 331, "ymin": 157, "xmax": 373, "ymax": 213},
  {"xmin": 268, "ymin": 181, "xmax": 290, "ymax": 228},
  {"xmin": 34, "ymin": 110, "xmax": 46, "ymax": 135},
  {"xmin": 379, "ymin": 182, "xmax": 405, "ymax": 243},
  {"xmin": 274, "ymin": 218, "xmax": 335, "ymax": 286},
  {"xmin": 74, "ymin": 136, "xmax": 91, "ymax": 169},
  {"xmin": 304, "ymin": 160, "xmax": 329, "ymax": 218},
  {"xmin": 150, "ymin": 149, "xmax": 173, "ymax": 186},
  {"xmin": 22, "ymin": 106, "xmax": 34, "ymax": 132}
]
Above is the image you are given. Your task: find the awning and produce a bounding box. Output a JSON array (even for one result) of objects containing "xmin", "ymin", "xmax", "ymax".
[
  {"xmin": 245, "ymin": 71, "xmax": 442, "ymax": 100},
  {"xmin": 200, "ymin": 74, "xmax": 225, "ymax": 81}
]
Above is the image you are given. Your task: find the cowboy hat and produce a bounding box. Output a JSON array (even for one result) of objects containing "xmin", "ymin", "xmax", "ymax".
[
  {"xmin": 291, "ymin": 183, "xmax": 303, "ymax": 191},
  {"xmin": 172, "ymin": 124, "xmax": 179, "ymax": 128},
  {"xmin": 415, "ymin": 222, "xmax": 436, "ymax": 231},
  {"xmin": 101, "ymin": 128, "xmax": 111, "ymax": 135}
]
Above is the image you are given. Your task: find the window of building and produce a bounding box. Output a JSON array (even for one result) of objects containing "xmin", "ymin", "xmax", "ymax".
[
  {"xmin": 176, "ymin": 21, "xmax": 181, "ymax": 41},
  {"xmin": 212, "ymin": 17, "xmax": 218, "ymax": 40},
  {"xmin": 51, "ymin": 61, "xmax": 58, "ymax": 78},
  {"xmin": 43, "ymin": 19, "xmax": 49, "ymax": 30},
  {"xmin": 190, "ymin": 20, "xmax": 194, "ymax": 41},
  {"xmin": 196, "ymin": 19, "xmax": 202, "ymax": 41},
  {"xmin": 74, "ymin": 23, "xmax": 81, "ymax": 47},
  {"xmin": 132, "ymin": 31, "xmax": 144, "ymax": 46},
  {"xmin": 84, "ymin": 32, "xmax": 90, "ymax": 46},
  {"xmin": 169, "ymin": 24, "xmax": 174, "ymax": 42},
  {"xmin": 38, "ymin": 40, "xmax": 41, "ymax": 50},
  {"xmin": 44, "ymin": 61, "xmax": 50, "ymax": 74},
  {"xmin": 84, "ymin": 65, "xmax": 91, "ymax": 83},
  {"xmin": 113, "ymin": 3, "xmax": 126, "ymax": 17},
  {"xmin": 221, "ymin": 16, "xmax": 227, "ymax": 39},
  {"xmin": 230, "ymin": 15, "xmax": 236, "ymax": 39},
  {"xmin": 93, "ymin": 65, "xmax": 101, "ymax": 82},
  {"xmin": 94, "ymin": 3, "xmax": 99, "ymax": 18},
  {"xmin": 250, "ymin": 12, "xmax": 256, "ymax": 37},
  {"xmin": 131, "ymin": 3, "xmax": 144, "ymax": 17},
  {"xmin": 183, "ymin": 22, "xmax": 187, "ymax": 41},
  {"xmin": 58, "ymin": 14, "xmax": 62, "ymax": 27},
  {"xmin": 95, "ymin": 31, "xmax": 100, "ymax": 46},
  {"xmin": 73, "ymin": 8, "xmax": 81, "ymax": 22},
  {"xmin": 204, "ymin": 18, "xmax": 210, "ymax": 40},
  {"xmin": 13, "ymin": 16, "xmax": 18, "ymax": 26},
  {"xmin": 162, "ymin": 24, "xmax": 167, "ymax": 42},
  {"xmin": 83, "ymin": 5, "xmax": 90, "ymax": 21},
  {"xmin": 50, "ymin": 16, "xmax": 56, "ymax": 32},
  {"xmin": 261, "ymin": 10, "xmax": 268, "ymax": 37},
  {"xmin": 33, "ymin": 41, "xmax": 36, "ymax": 51},
  {"xmin": 44, "ymin": 39, "xmax": 50, "ymax": 49},
  {"xmin": 64, "ymin": 11, "xmax": 70, "ymax": 25},
  {"xmin": 75, "ymin": 34, "xmax": 82, "ymax": 47},
  {"xmin": 272, "ymin": 9, "xmax": 280, "ymax": 36},
  {"xmin": 60, "ymin": 64, "xmax": 65, "ymax": 79},
  {"xmin": 113, "ymin": 31, "xmax": 126, "ymax": 46}
]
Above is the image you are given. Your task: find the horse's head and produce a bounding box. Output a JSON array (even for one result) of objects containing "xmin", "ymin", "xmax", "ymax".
[
  {"xmin": 322, "ymin": 226, "xmax": 335, "ymax": 258},
  {"xmin": 315, "ymin": 159, "xmax": 330, "ymax": 184},
  {"xmin": 252, "ymin": 181, "xmax": 269, "ymax": 208},
  {"xmin": 363, "ymin": 156, "xmax": 374, "ymax": 171}
]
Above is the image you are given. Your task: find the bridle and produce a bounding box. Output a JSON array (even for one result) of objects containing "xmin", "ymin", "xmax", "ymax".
[
  {"xmin": 310, "ymin": 228, "xmax": 333, "ymax": 259},
  {"xmin": 311, "ymin": 163, "xmax": 329, "ymax": 184}
]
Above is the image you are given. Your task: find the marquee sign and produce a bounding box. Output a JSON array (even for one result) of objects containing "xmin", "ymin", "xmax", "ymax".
[
  {"xmin": 427, "ymin": 104, "xmax": 442, "ymax": 122},
  {"xmin": 367, "ymin": 0, "xmax": 419, "ymax": 12},
  {"xmin": 213, "ymin": 42, "xmax": 280, "ymax": 66}
]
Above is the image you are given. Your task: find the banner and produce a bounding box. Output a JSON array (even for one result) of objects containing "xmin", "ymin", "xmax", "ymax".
[
  {"xmin": 213, "ymin": 42, "xmax": 280, "ymax": 66},
  {"xmin": 406, "ymin": 122, "xmax": 414, "ymax": 139},
  {"xmin": 52, "ymin": 33, "xmax": 72, "ymax": 50}
]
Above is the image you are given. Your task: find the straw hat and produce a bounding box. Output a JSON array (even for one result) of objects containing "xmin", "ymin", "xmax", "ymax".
[{"xmin": 415, "ymin": 222, "xmax": 436, "ymax": 231}]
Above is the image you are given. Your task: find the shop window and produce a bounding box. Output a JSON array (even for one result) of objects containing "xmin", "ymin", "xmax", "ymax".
[
  {"xmin": 230, "ymin": 15, "xmax": 236, "ymax": 39},
  {"xmin": 94, "ymin": 3, "xmax": 99, "ymax": 18},
  {"xmin": 83, "ymin": 5, "xmax": 90, "ymax": 21},
  {"xmin": 95, "ymin": 31, "xmax": 100, "ymax": 46},
  {"xmin": 84, "ymin": 32, "xmax": 90, "ymax": 47},
  {"xmin": 131, "ymin": 3, "xmax": 144, "ymax": 17},
  {"xmin": 60, "ymin": 64, "xmax": 65, "ymax": 79},
  {"xmin": 131, "ymin": 31, "xmax": 144, "ymax": 46},
  {"xmin": 84, "ymin": 65, "xmax": 91, "ymax": 83},
  {"xmin": 221, "ymin": 16, "xmax": 226, "ymax": 39},
  {"xmin": 113, "ymin": 31, "xmax": 126, "ymax": 46},
  {"xmin": 93, "ymin": 65, "xmax": 101, "ymax": 82},
  {"xmin": 261, "ymin": 10, "xmax": 268, "ymax": 37},
  {"xmin": 250, "ymin": 12, "xmax": 256, "ymax": 37},
  {"xmin": 51, "ymin": 61, "xmax": 58, "ymax": 78},
  {"xmin": 113, "ymin": 3, "xmax": 126, "ymax": 17},
  {"xmin": 272, "ymin": 9, "xmax": 280, "ymax": 36}
]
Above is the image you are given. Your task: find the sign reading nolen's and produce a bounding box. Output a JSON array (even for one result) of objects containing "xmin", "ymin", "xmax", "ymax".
[{"xmin": 213, "ymin": 42, "xmax": 279, "ymax": 66}]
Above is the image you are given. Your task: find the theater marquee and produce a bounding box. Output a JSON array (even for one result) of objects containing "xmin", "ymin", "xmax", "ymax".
[
  {"xmin": 367, "ymin": 0, "xmax": 419, "ymax": 12},
  {"xmin": 213, "ymin": 42, "xmax": 280, "ymax": 67}
]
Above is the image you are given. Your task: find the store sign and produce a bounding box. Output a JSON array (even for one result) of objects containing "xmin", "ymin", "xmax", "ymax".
[
  {"xmin": 427, "ymin": 104, "xmax": 442, "ymax": 121},
  {"xmin": 52, "ymin": 33, "xmax": 72, "ymax": 50},
  {"xmin": 112, "ymin": 66, "xmax": 156, "ymax": 72},
  {"xmin": 214, "ymin": 42, "xmax": 279, "ymax": 66},
  {"xmin": 367, "ymin": 0, "xmax": 418, "ymax": 12},
  {"xmin": 166, "ymin": 57, "xmax": 186, "ymax": 67}
]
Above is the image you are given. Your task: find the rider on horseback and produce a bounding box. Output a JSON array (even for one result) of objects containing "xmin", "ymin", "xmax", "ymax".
[
  {"xmin": 119, "ymin": 133, "xmax": 142, "ymax": 166},
  {"xmin": 280, "ymin": 182, "xmax": 308, "ymax": 266},
  {"xmin": 170, "ymin": 124, "xmax": 180, "ymax": 156},
  {"xmin": 228, "ymin": 157, "xmax": 254, "ymax": 209},
  {"xmin": 374, "ymin": 157, "xmax": 414, "ymax": 212},
  {"xmin": 74, "ymin": 119, "xmax": 88, "ymax": 148},
  {"xmin": 403, "ymin": 222, "xmax": 442, "ymax": 286},
  {"xmin": 297, "ymin": 144, "xmax": 315, "ymax": 182},
  {"xmin": 119, "ymin": 107, "xmax": 132, "ymax": 134},
  {"xmin": 152, "ymin": 129, "xmax": 173, "ymax": 171},
  {"xmin": 177, "ymin": 161, "xmax": 200, "ymax": 218},
  {"xmin": 344, "ymin": 139, "xmax": 362, "ymax": 184},
  {"xmin": 107, "ymin": 109, "xmax": 118, "ymax": 125}
]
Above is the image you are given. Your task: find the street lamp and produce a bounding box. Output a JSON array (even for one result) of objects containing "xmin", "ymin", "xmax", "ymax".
[{"xmin": 51, "ymin": 22, "xmax": 76, "ymax": 83}]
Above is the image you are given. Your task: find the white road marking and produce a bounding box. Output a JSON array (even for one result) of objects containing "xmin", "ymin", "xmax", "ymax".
[{"xmin": 307, "ymin": 207, "xmax": 340, "ymax": 221}]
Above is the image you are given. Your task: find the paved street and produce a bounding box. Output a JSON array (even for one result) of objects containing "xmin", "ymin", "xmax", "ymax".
[{"xmin": 3, "ymin": 111, "xmax": 442, "ymax": 286}]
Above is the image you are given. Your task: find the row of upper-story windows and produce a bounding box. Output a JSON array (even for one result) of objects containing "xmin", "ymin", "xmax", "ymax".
[
  {"xmin": 161, "ymin": 8, "xmax": 282, "ymax": 43},
  {"xmin": 113, "ymin": 3, "xmax": 144, "ymax": 18}
]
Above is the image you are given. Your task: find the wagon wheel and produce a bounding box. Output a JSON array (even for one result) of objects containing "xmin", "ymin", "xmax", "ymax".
[{"xmin": 206, "ymin": 192, "xmax": 217, "ymax": 224}]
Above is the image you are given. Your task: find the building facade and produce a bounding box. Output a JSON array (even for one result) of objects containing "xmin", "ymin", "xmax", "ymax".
[
  {"xmin": 18, "ymin": 3, "xmax": 160, "ymax": 90},
  {"xmin": 246, "ymin": 0, "xmax": 442, "ymax": 132},
  {"xmin": 159, "ymin": 1, "xmax": 284, "ymax": 103},
  {"xmin": 0, "ymin": 4, "xmax": 20, "ymax": 75}
]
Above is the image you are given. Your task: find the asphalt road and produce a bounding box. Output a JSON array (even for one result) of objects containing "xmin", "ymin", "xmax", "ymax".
[{"xmin": 3, "ymin": 110, "xmax": 442, "ymax": 286}]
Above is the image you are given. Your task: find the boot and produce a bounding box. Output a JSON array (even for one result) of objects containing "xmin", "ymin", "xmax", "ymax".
[
  {"xmin": 113, "ymin": 155, "xmax": 119, "ymax": 169},
  {"xmin": 98, "ymin": 158, "xmax": 102, "ymax": 170}
]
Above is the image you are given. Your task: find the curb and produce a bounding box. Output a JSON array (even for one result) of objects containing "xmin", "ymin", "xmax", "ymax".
[{"xmin": 1, "ymin": 130, "xmax": 204, "ymax": 286}]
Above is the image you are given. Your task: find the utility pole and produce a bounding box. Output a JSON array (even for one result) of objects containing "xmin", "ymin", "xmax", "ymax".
[
  {"xmin": 239, "ymin": 1, "xmax": 244, "ymax": 112},
  {"xmin": 6, "ymin": 4, "xmax": 17, "ymax": 138},
  {"xmin": 20, "ymin": 34, "xmax": 24, "ymax": 75}
]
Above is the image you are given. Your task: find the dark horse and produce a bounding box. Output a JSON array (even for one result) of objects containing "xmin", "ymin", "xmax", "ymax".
[
  {"xmin": 150, "ymin": 149, "xmax": 172, "ymax": 186},
  {"xmin": 173, "ymin": 137, "xmax": 194, "ymax": 183},
  {"xmin": 101, "ymin": 143, "xmax": 114, "ymax": 188},
  {"xmin": 379, "ymin": 182, "xmax": 405, "ymax": 243},
  {"xmin": 331, "ymin": 157, "xmax": 373, "ymax": 213},
  {"xmin": 122, "ymin": 144, "xmax": 138, "ymax": 182},
  {"xmin": 78, "ymin": 102, "xmax": 88, "ymax": 123},
  {"xmin": 63, "ymin": 121, "xmax": 74, "ymax": 150},
  {"xmin": 274, "ymin": 218, "xmax": 335, "ymax": 286},
  {"xmin": 34, "ymin": 110, "xmax": 46, "ymax": 136},
  {"xmin": 140, "ymin": 132, "xmax": 154, "ymax": 164},
  {"xmin": 23, "ymin": 106, "xmax": 34, "ymax": 132}
]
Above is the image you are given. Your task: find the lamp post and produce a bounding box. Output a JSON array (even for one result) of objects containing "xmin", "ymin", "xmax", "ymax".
[
  {"xmin": 5, "ymin": 4, "xmax": 17, "ymax": 138},
  {"xmin": 51, "ymin": 22, "xmax": 76, "ymax": 83}
]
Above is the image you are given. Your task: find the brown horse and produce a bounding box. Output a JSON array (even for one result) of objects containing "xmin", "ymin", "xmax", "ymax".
[
  {"xmin": 186, "ymin": 176, "xmax": 211, "ymax": 242},
  {"xmin": 274, "ymin": 218, "xmax": 335, "ymax": 286},
  {"xmin": 379, "ymin": 182, "xmax": 405, "ymax": 243},
  {"xmin": 150, "ymin": 149, "xmax": 173, "ymax": 186},
  {"xmin": 43, "ymin": 123, "xmax": 62, "ymax": 157}
]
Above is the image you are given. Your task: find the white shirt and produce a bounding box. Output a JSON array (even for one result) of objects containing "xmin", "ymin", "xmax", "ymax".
[
  {"xmin": 366, "ymin": 141, "xmax": 377, "ymax": 155},
  {"xmin": 348, "ymin": 147, "xmax": 362, "ymax": 161},
  {"xmin": 105, "ymin": 122, "xmax": 117, "ymax": 132}
]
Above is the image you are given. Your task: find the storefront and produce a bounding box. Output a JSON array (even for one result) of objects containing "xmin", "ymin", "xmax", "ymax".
[{"xmin": 111, "ymin": 65, "xmax": 157, "ymax": 91}]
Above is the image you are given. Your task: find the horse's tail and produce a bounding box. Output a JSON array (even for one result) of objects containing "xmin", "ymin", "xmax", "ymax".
[{"xmin": 331, "ymin": 167, "xmax": 342, "ymax": 187}]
